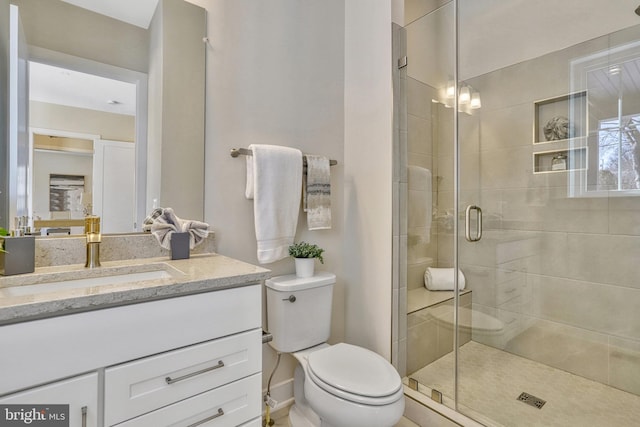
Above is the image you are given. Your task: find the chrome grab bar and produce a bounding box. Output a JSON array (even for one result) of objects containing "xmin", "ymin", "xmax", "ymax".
[{"xmin": 465, "ymin": 205, "xmax": 482, "ymax": 242}]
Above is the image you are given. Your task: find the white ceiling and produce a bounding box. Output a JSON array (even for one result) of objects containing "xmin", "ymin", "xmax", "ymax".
[
  {"xmin": 30, "ymin": 0, "xmax": 158, "ymax": 116},
  {"xmin": 30, "ymin": 62, "xmax": 137, "ymax": 116},
  {"xmin": 60, "ymin": 0, "xmax": 160, "ymax": 29}
]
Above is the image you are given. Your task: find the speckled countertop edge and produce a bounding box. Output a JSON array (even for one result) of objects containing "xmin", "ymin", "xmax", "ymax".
[{"xmin": 0, "ymin": 253, "xmax": 271, "ymax": 325}]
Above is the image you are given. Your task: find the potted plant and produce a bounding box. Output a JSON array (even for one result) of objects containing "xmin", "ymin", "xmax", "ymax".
[{"xmin": 288, "ymin": 241, "xmax": 324, "ymax": 278}]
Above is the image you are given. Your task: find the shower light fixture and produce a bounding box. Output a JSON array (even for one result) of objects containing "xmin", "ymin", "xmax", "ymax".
[
  {"xmin": 470, "ymin": 92, "xmax": 482, "ymax": 109},
  {"xmin": 459, "ymin": 86, "xmax": 471, "ymax": 104},
  {"xmin": 446, "ymin": 80, "xmax": 455, "ymax": 98}
]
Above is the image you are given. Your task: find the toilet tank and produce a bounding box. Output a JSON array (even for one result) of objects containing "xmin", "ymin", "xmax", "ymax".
[{"xmin": 265, "ymin": 272, "xmax": 336, "ymax": 353}]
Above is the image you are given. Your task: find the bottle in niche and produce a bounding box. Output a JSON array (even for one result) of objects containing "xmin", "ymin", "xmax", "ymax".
[{"xmin": 551, "ymin": 153, "xmax": 567, "ymax": 171}]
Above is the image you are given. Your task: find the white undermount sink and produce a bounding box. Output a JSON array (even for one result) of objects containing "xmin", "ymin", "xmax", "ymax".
[{"xmin": 2, "ymin": 268, "xmax": 174, "ymax": 297}]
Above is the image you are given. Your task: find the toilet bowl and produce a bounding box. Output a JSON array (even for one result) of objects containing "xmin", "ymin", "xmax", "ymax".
[
  {"xmin": 265, "ymin": 273, "xmax": 405, "ymax": 427},
  {"xmin": 293, "ymin": 343, "xmax": 405, "ymax": 427}
]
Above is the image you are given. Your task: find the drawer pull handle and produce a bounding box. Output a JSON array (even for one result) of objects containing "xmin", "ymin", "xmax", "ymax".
[
  {"xmin": 186, "ymin": 408, "xmax": 224, "ymax": 427},
  {"xmin": 81, "ymin": 406, "xmax": 87, "ymax": 427},
  {"xmin": 165, "ymin": 360, "xmax": 224, "ymax": 384}
]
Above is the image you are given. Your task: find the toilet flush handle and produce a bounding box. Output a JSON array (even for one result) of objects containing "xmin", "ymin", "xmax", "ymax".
[{"xmin": 282, "ymin": 295, "xmax": 296, "ymax": 303}]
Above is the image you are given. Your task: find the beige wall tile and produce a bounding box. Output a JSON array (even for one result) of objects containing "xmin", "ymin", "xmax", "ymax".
[
  {"xmin": 609, "ymin": 196, "xmax": 640, "ymax": 236},
  {"xmin": 531, "ymin": 274, "xmax": 640, "ymax": 340},
  {"xmin": 504, "ymin": 318, "xmax": 609, "ymax": 385},
  {"xmin": 609, "ymin": 336, "xmax": 640, "ymax": 395},
  {"xmin": 566, "ymin": 233, "xmax": 640, "ymax": 289}
]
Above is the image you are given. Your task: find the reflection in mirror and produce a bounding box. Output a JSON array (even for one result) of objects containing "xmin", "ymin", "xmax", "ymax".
[
  {"xmin": 3, "ymin": 0, "xmax": 206, "ymax": 235},
  {"xmin": 29, "ymin": 62, "xmax": 137, "ymax": 234}
]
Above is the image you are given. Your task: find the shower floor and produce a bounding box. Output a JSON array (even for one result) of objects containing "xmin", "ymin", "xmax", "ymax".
[{"xmin": 410, "ymin": 341, "xmax": 640, "ymax": 427}]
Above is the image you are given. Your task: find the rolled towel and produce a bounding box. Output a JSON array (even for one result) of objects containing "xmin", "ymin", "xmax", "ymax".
[
  {"xmin": 150, "ymin": 208, "xmax": 209, "ymax": 250},
  {"xmin": 424, "ymin": 267, "xmax": 466, "ymax": 291}
]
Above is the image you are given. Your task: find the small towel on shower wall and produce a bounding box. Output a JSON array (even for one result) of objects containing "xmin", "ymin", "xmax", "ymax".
[
  {"xmin": 245, "ymin": 144, "xmax": 303, "ymax": 264},
  {"xmin": 424, "ymin": 267, "xmax": 466, "ymax": 291},
  {"xmin": 303, "ymin": 155, "xmax": 332, "ymax": 230},
  {"xmin": 408, "ymin": 165, "xmax": 432, "ymax": 244}
]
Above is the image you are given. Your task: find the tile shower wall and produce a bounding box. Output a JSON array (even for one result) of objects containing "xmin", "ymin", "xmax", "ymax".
[{"xmin": 460, "ymin": 24, "xmax": 640, "ymax": 395}]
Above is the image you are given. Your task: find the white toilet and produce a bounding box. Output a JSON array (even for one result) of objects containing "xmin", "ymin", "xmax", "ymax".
[{"xmin": 265, "ymin": 272, "xmax": 405, "ymax": 427}]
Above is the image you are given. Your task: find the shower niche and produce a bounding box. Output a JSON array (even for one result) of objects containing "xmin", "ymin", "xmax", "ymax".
[
  {"xmin": 533, "ymin": 146, "xmax": 587, "ymax": 173},
  {"xmin": 533, "ymin": 91, "xmax": 587, "ymax": 144}
]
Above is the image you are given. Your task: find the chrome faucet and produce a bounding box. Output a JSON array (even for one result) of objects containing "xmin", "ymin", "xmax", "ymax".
[{"xmin": 85, "ymin": 216, "xmax": 101, "ymax": 268}]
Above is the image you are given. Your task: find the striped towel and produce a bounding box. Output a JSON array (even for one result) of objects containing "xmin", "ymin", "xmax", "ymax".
[{"xmin": 304, "ymin": 155, "xmax": 332, "ymax": 230}]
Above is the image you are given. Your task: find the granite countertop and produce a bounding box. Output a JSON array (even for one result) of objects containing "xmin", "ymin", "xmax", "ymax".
[{"xmin": 0, "ymin": 253, "xmax": 270, "ymax": 325}]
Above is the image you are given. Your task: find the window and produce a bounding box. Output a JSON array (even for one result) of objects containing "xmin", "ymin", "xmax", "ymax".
[{"xmin": 597, "ymin": 115, "xmax": 640, "ymax": 190}]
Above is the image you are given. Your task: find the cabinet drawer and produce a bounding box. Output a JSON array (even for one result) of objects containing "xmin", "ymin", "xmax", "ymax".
[
  {"xmin": 0, "ymin": 372, "xmax": 98, "ymax": 427},
  {"xmin": 114, "ymin": 373, "xmax": 262, "ymax": 427},
  {"xmin": 238, "ymin": 417, "xmax": 262, "ymax": 427},
  {"xmin": 105, "ymin": 329, "xmax": 261, "ymax": 426}
]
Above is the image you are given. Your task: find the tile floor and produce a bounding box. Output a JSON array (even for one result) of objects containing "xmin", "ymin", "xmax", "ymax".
[
  {"xmin": 268, "ymin": 410, "xmax": 417, "ymax": 426},
  {"xmin": 410, "ymin": 341, "xmax": 640, "ymax": 426}
]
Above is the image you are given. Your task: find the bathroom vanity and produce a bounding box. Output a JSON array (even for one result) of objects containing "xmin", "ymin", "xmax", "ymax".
[{"xmin": 0, "ymin": 248, "xmax": 269, "ymax": 427}]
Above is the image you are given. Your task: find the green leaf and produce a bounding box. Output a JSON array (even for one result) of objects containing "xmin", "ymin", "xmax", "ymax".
[{"xmin": 288, "ymin": 241, "xmax": 324, "ymax": 264}]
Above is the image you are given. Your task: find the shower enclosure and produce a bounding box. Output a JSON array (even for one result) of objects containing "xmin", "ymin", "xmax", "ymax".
[{"xmin": 395, "ymin": 1, "xmax": 640, "ymax": 425}]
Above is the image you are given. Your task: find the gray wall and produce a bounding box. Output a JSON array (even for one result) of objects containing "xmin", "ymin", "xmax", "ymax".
[{"xmin": 195, "ymin": 0, "xmax": 347, "ymax": 404}]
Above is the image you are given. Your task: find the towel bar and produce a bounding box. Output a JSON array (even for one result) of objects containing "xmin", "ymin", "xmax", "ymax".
[{"xmin": 230, "ymin": 148, "xmax": 337, "ymax": 166}]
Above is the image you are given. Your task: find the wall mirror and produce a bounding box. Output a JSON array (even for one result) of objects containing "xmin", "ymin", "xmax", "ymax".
[{"xmin": 4, "ymin": 0, "xmax": 206, "ymax": 235}]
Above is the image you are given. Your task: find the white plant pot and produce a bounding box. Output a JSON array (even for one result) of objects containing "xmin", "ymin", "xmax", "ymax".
[{"xmin": 295, "ymin": 258, "xmax": 315, "ymax": 278}]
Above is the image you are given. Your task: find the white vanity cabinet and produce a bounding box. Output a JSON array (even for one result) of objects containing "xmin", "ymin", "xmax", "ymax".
[
  {"xmin": 104, "ymin": 329, "xmax": 262, "ymax": 426},
  {"xmin": 0, "ymin": 283, "xmax": 263, "ymax": 427},
  {"xmin": 0, "ymin": 373, "xmax": 99, "ymax": 427}
]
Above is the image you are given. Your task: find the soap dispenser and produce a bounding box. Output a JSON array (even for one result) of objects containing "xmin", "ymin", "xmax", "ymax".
[{"xmin": 551, "ymin": 153, "xmax": 567, "ymax": 171}]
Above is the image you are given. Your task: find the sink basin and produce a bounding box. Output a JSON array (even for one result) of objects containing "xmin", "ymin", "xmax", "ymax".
[{"xmin": 2, "ymin": 269, "xmax": 174, "ymax": 297}]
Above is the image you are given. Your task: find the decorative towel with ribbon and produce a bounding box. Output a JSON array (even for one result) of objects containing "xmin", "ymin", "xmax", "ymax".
[
  {"xmin": 303, "ymin": 154, "xmax": 332, "ymax": 230},
  {"xmin": 150, "ymin": 207, "xmax": 210, "ymax": 250},
  {"xmin": 245, "ymin": 144, "xmax": 303, "ymax": 264}
]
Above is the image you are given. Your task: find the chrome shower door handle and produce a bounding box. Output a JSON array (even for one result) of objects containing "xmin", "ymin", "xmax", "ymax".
[{"xmin": 465, "ymin": 205, "xmax": 482, "ymax": 242}]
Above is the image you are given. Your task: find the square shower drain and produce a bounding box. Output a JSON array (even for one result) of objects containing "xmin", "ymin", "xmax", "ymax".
[{"xmin": 517, "ymin": 392, "xmax": 546, "ymax": 409}]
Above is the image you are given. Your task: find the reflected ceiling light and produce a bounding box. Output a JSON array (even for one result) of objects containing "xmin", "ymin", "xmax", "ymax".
[
  {"xmin": 470, "ymin": 91, "xmax": 482, "ymax": 109},
  {"xmin": 609, "ymin": 65, "xmax": 621, "ymax": 75},
  {"xmin": 446, "ymin": 80, "xmax": 455, "ymax": 98},
  {"xmin": 459, "ymin": 86, "xmax": 471, "ymax": 104}
]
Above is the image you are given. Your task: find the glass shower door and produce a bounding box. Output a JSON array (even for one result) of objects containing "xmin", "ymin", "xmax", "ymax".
[{"xmin": 456, "ymin": 2, "xmax": 640, "ymax": 425}]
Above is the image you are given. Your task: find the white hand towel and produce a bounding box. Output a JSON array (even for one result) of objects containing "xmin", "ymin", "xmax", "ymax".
[
  {"xmin": 245, "ymin": 144, "xmax": 302, "ymax": 264},
  {"xmin": 304, "ymin": 155, "xmax": 331, "ymax": 230},
  {"xmin": 424, "ymin": 267, "xmax": 466, "ymax": 291},
  {"xmin": 408, "ymin": 165, "xmax": 432, "ymax": 244}
]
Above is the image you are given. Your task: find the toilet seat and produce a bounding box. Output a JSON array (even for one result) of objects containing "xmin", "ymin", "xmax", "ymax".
[{"xmin": 306, "ymin": 343, "xmax": 403, "ymax": 406}]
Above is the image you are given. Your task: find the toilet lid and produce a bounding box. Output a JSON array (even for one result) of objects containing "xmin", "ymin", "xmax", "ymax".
[{"xmin": 307, "ymin": 343, "xmax": 402, "ymax": 403}]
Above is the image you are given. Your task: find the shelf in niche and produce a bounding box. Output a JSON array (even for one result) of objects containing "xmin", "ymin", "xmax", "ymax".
[
  {"xmin": 533, "ymin": 147, "xmax": 587, "ymax": 174},
  {"xmin": 534, "ymin": 91, "xmax": 587, "ymax": 144}
]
